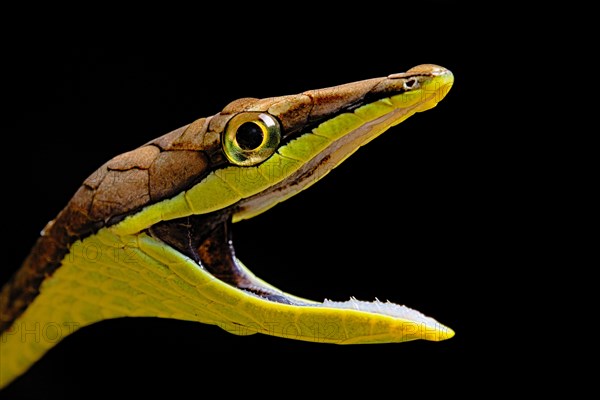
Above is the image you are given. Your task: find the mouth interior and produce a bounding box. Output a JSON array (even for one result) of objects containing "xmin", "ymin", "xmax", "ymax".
[{"xmin": 148, "ymin": 212, "xmax": 315, "ymax": 305}]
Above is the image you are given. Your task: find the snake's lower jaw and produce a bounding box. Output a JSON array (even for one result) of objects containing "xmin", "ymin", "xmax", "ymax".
[
  {"xmin": 220, "ymin": 292, "xmax": 456, "ymax": 344},
  {"xmin": 217, "ymin": 257, "xmax": 455, "ymax": 344},
  {"xmin": 147, "ymin": 215, "xmax": 454, "ymax": 344}
]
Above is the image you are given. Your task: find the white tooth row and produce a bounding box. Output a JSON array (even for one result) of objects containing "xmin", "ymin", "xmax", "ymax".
[{"xmin": 322, "ymin": 297, "xmax": 440, "ymax": 326}]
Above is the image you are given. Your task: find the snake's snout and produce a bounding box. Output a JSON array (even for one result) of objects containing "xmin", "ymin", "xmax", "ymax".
[
  {"xmin": 405, "ymin": 63, "xmax": 451, "ymax": 76},
  {"xmin": 387, "ymin": 64, "xmax": 453, "ymax": 105}
]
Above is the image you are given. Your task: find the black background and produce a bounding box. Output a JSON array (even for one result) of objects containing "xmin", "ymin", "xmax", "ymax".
[{"xmin": 2, "ymin": 3, "xmax": 505, "ymax": 398}]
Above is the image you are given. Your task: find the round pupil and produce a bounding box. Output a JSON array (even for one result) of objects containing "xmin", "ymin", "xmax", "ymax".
[{"xmin": 236, "ymin": 122, "xmax": 264, "ymax": 150}]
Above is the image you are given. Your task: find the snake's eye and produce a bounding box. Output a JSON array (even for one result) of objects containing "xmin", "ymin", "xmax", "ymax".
[{"xmin": 222, "ymin": 112, "xmax": 281, "ymax": 166}]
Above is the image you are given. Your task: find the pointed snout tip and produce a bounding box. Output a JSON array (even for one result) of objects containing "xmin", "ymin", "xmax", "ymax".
[
  {"xmin": 406, "ymin": 64, "xmax": 452, "ymax": 77},
  {"xmin": 436, "ymin": 325, "xmax": 455, "ymax": 341}
]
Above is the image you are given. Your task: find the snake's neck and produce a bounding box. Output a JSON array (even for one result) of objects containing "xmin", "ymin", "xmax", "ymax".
[{"xmin": 0, "ymin": 228, "xmax": 221, "ymax": 389}]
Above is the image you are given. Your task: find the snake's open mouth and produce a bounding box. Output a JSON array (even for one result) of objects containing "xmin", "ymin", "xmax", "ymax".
[
  {"xmin": 122, "ymin": 65, "xmax": 454, "ymax": 343},
  {"xmin": 148, "ymin": 83, "xmax": 455, "ymax": 340}
]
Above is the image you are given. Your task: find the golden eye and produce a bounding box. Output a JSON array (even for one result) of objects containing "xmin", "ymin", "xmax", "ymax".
[{"xmin": 222, "ymin": 112, "xmax": 281, "ymax": 166}]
